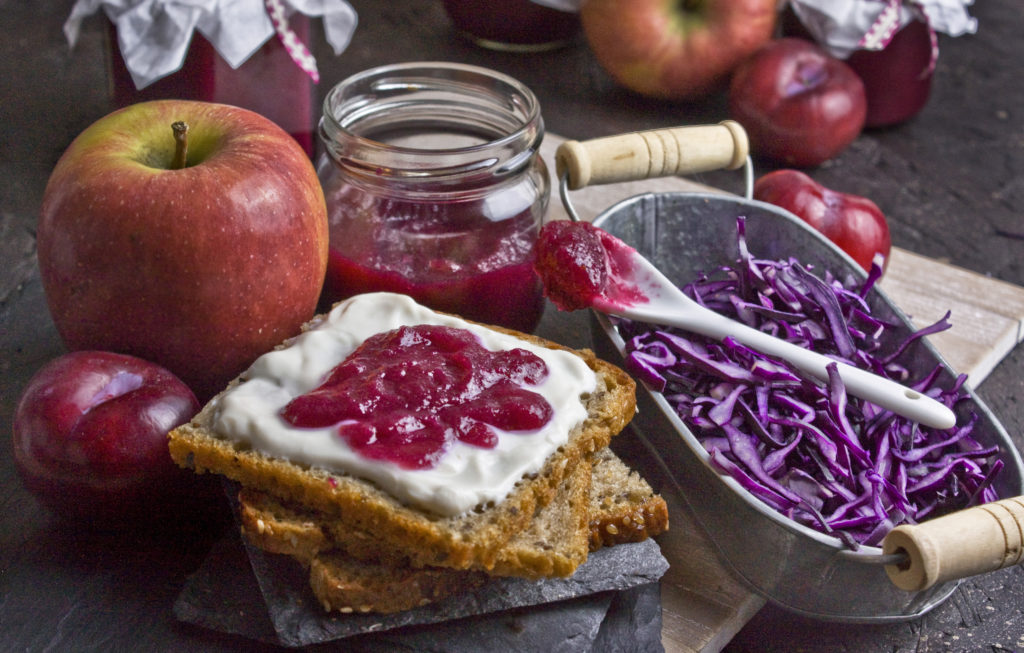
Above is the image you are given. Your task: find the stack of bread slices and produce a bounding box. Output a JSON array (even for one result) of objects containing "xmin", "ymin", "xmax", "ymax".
[{"xmin": 168, "ymin": 300, "xmax": 668, "ymax": 615}]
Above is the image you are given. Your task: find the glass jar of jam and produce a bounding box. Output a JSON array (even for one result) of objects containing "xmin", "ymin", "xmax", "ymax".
[
  {"xmin": 845, "ymin": 19, "xmax": 933, "ymax": 128},
  {"xmin": 317, "ymin": 62, "xmax": 550, "ymax": 333}
]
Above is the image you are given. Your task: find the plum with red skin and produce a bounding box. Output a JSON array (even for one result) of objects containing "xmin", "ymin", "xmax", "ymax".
[
  {"xmin": 753, "ymin": 169, "xmax": 891, "ymax": 273},
  {"xmin": 12, "ymin": 351, "xmax": 204, "ymax": 522},
  {"xmin": 729, "ymin": 38, "xmax": 867, "ymax": 167}
]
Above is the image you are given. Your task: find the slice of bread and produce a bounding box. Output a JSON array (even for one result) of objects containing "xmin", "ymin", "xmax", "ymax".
[
  {"xmin": 239, "ymin": 454, "xmax": 595, "ymax": 577},
  {"xmin": 587, "ymin": 447, "xmax": 671, "ymax": 551},
  {"xmin": 308, "ymin": 551, "xmax": 491, "ymax": 615},
  {"xmin": 169, "ymin": 310, "xmax": 637, "ymax": 572},
  {"xmin": 246, "ymin": 448, "xmax": 669, "ymax": 614},
  {"xmin": 238, "ymin": 447, "xmax": 668, "ymax": 570},
  {"xmin": 301, "ymin": 457, "xmax": 591, "ymax": 615}
]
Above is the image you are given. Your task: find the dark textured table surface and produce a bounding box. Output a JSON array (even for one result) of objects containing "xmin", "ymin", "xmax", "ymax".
[{"xmin": 3, "ymin": 1, "xmax": 1023, "ymax": 651}]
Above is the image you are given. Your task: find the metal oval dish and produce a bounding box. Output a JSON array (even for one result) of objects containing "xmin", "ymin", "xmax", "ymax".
[{"xmin": 588, "ymin": 191, "xmax": 1024, "ymax": 622}]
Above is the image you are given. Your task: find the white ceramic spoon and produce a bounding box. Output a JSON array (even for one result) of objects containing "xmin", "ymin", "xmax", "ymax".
[{"xmin": 587, "ymin": 236, "xmax": 957, "ymax": 430}]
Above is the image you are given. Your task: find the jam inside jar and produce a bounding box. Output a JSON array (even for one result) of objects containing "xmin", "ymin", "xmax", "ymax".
[{"xmin": 317, "ymin": 63, "xmax": 550, "ymax": 333}]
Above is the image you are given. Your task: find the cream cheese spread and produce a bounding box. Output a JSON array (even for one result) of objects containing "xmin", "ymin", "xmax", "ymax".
[{"xmin": 211, "ymin": 292, "xmax": 598, "ymax": 517}]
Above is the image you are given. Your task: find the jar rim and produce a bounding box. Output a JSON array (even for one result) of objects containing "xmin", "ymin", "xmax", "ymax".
[{"xmin": 319, "ymin": 62, "xmax": 543, "ymax": 178}]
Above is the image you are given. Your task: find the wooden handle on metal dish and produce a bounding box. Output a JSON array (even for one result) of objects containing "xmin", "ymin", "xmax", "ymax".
[
  {"xmin": 555, "ymin": 121, "xmax": 749, "ymax": 191},
  {"xmin": 883, "ymin": 495, "xmax": 1024, "ymax": 591}
]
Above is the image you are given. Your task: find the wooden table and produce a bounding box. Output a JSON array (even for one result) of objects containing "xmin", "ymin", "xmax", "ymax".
[{"xmin": 3, "ymin": 1, "xmax": 1024, "ymax": 651}]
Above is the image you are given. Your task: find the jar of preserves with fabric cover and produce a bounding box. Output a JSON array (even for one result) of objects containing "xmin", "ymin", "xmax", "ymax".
[{"xmin": 317, "ymin": 62, "xmax": 550, "ymax": 333}]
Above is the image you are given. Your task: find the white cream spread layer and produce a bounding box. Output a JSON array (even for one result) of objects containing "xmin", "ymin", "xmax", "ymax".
[{"xmin": 212, "ymin": 292, "xmax": 598, "ymax": 517}]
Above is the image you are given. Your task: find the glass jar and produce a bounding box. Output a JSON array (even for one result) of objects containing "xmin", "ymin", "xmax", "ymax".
[
  {"xmin": 105, "ymin": 17, "xmax": 316, "ymax": 157},
  {"xmin": 317, "ymin": 62, "xmax": 550, "ymax": 333},
  {"xmin": 845, "ymin": 19, "xmax": 933, "ymax": 128}
]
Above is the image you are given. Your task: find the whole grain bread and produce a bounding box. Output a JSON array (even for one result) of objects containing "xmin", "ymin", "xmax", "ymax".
[
  {"xmin": 587, "ymin": 447, "xmax": 670, "ymax": 551},
  {"xmin": 168, "ymin": 308, "xmax": 637, "ymax": 572},
  {"xmin": 243, "ymin": 448, "xmax": 668, "ymax": 614},
  {"xmin": 283, "ymin": 459, "xmax": 591, "ymax": 615},
  {"xmin": 308, "ymin": 551, "xmax": 491, "ymax": 615},
  {"xmin": 238, "ymin": 447, "xmax": 668, "ymax": 569},
  {"xmin": 239, "ymin": 455, "xmax": 594, "ymax": 578}
]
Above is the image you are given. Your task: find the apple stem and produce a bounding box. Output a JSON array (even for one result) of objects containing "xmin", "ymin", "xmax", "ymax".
[{"xmin": 171, "ymin": 121, "xmax": 189, "ymax": 170}]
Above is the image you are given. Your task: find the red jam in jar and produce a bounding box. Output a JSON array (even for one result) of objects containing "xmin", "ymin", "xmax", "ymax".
[
  {"xmin": 105, "ymin": 16, "xmax": 315, "ymax": 157},
  {"xmin": 317, "ymin": 63, "xmax": 550, "ymax": 333},
  {"xmin": 281, "ymin": 324, "xmax": 553, "ymax": 470}
]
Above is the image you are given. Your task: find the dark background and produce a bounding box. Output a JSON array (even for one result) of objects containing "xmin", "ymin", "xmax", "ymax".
[{"xmin": 3, "ymin": 1, "xmax": 1023, "ymax": 651}]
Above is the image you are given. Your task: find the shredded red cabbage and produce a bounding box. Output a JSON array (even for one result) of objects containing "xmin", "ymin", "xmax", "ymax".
[{"xmin": 619, "ymin": 217, "xmax": 1003, "ymax": 548}]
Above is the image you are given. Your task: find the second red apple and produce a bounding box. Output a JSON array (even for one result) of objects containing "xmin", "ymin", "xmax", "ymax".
[{"xmin": 580, "ymin": 0, "xmax": 777, "ymax": 100}]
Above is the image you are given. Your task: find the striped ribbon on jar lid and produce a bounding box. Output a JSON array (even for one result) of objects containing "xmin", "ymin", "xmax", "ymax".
[{"xmin": 265, "ymin": 0, "xmax": 320, "ymax": 82}]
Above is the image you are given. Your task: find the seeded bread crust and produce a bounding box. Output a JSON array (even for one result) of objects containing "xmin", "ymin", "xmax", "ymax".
[
  {"xmin": 238, "ymin": 447, "xmax": 668, "ymax": 569},
  {"xmin": 309, "ymin": 553, "xmax": 491, "ymax": 615},
  {"xmin": 239, "ymin": 455, "xmax": 594, "ymax": 578},
  {"xmin": 168, "ymin": 314, "xmax": 636, "ymax": 572},
  {"xmin": 587, "ymin": 447, "xmax": 670, "ymax": 551},
  {"xmin": 242, "ymin": 448, "xmax": 668, "ymax": 614}
]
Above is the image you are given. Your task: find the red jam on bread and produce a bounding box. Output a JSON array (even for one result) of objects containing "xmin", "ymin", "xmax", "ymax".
[{"xmin": 282, "ymin": 324, "xmax": 553, "ymax": 470}]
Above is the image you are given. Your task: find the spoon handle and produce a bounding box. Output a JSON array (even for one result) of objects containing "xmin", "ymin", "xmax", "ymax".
[
  {"xmin": 667, "ymin": 305, "xmax": 957, "ymax": 430},
  {"xmin": 555, "ymin": 121, "xmax": 749, "ymax": 191}
]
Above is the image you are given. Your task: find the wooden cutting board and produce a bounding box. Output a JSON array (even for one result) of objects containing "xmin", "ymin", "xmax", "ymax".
[{"xmin": 541, "ymin": 133, "xmax": 1024, "ymax": 653}]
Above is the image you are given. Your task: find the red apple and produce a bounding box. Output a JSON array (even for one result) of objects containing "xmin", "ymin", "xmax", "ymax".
[
  {"xmin": 13, "ymin": 351, "xmax": 202, "ymax": 522},
  {"xmin": 580, "ymin": 0, "xmax": 777, "ymax": 100},
  {"xmin": 37, "ymin": 100, "xmax": 328, "ymax": 400},
  {"xmin": 729, "ymin": 38, "xmax": 867, "ymax": 167},
  {"xmin": 753, "ymin": 169, "xmax": 891, "ymax": 272}
]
